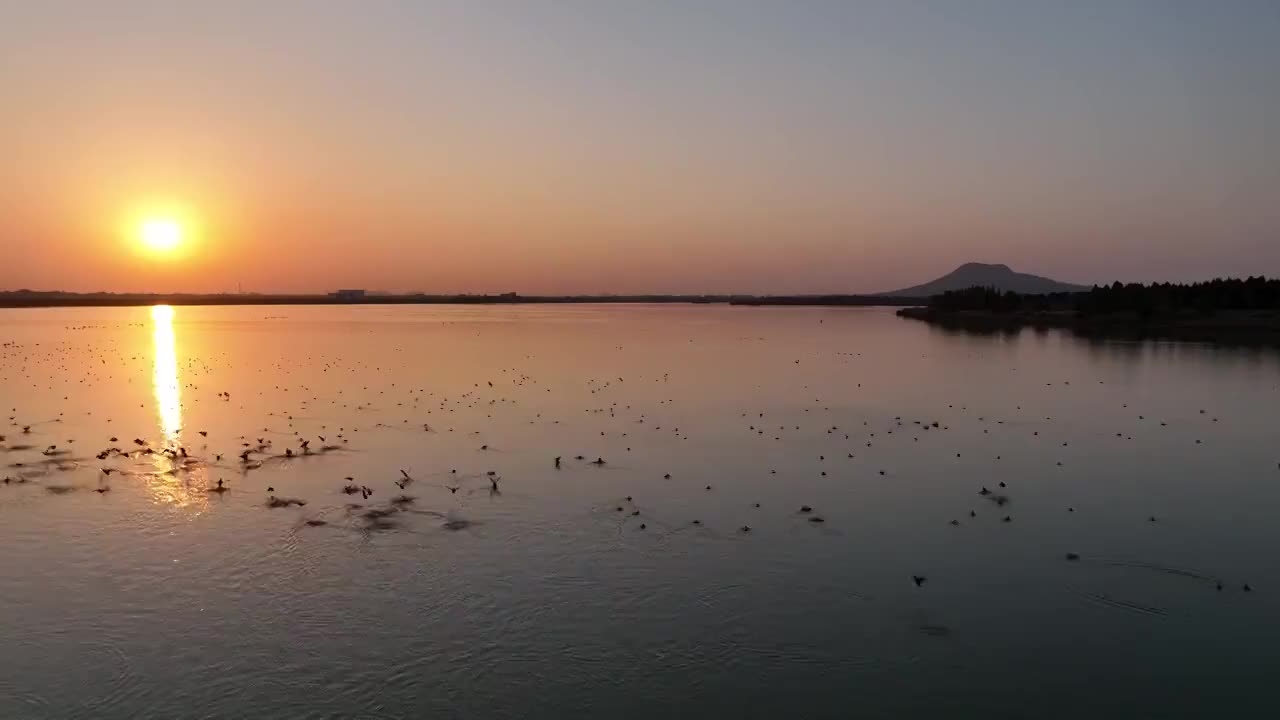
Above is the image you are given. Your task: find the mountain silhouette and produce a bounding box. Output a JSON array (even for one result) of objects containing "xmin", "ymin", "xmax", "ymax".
[{"xmin": 878, "ymin": 263, "xmax": 1089, "ymax": 297}]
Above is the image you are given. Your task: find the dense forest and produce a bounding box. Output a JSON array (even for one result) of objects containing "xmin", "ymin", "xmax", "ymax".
[{"xmin": 928, "ymin": 277, "xmax": 1280, "ymax": 316}]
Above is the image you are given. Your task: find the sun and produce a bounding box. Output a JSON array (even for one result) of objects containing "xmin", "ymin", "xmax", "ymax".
[{"xmin": 140, "ymin": 218, "xmax": 183, "ymax": 253}]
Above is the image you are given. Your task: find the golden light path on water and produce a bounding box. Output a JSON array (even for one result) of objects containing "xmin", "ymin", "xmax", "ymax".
[
  {"xmin": 152, "ymin": 304, "xmax": 182, "ymax": 441},
  {"xmin": 149, "ymin": 305, "xmax": 204, "ymax": 509}
]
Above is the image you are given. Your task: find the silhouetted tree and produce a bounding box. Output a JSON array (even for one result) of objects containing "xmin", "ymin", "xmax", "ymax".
[{"xmin": 929, "ymin": 277, "xmax": 1280, "ymax": 316}]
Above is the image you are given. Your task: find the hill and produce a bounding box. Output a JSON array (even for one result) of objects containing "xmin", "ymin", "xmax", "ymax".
[{"xmin": 878, "ymin": 263, "xmax": 1089, "ymax": 297}]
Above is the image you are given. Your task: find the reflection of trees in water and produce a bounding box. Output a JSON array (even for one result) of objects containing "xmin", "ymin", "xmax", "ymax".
[
  {"xmin": 927, "ymin": 319, "xmax": 1024, "ymax": 342},
  {"xmin": 923, "ymin": 314, "xmax": 1280, "ymax": 376},
  {"xmin": 1079, "ymin": 333, "xmax": 1280, "ymax": 373}
]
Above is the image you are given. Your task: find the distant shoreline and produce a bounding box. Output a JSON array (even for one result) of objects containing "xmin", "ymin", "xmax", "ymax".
[
  {"xmin": 896, "ymin": 306, "xmax": 1280, "ymax": 345},
  {"xmin": 0, "ymin": 292, "xmax": 924, "ymax": 310}
]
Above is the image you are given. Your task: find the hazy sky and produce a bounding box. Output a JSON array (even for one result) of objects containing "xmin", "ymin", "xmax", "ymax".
[{"xmin": 3, "ymin": 1, "xmax": 1278, "ymax": 294}]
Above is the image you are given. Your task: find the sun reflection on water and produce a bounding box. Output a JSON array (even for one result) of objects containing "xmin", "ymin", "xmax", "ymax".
[
  {"xmin": 152, "ymin": 305, "xmax": 182, "ymax": 442},
  {"xmin": 149, "ymin": 305, "xmax": 204, "ymax": 509}
]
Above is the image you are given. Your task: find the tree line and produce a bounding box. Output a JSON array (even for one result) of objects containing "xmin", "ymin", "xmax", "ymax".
[{"xmin": 928, "ymin": 277, "xmax": 1280, "ymax": 316}]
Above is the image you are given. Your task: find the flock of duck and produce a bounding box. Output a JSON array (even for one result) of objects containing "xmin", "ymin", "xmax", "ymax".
[{"xmin": 1, "ymin": 318, "xmax": 1272, "ymax": 600}]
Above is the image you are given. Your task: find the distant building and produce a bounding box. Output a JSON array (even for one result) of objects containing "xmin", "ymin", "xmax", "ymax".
[{"xmin": 332, "ymin": 289, "xmax": 366, "ymax": 302}]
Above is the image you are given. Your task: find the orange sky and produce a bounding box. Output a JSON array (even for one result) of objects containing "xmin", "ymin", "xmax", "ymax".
[{"xmin": 3, "ymin": 2, "xmax": 1278, "ymax": 294}]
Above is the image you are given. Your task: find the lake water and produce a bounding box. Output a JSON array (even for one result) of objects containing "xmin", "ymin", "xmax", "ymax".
[{"xmin": 1, "ymin": 304, "xmax": 1277, "ymax": 719}]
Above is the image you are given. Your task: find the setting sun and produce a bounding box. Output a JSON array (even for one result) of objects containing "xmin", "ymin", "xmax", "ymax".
[{"xmin": 140, "ymin": 218, "xmax": 183, "ymax": 253}]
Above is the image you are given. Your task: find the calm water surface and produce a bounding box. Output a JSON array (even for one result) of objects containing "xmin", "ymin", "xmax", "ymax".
[{"xmin": 1, "ymin": 305, "xmax": 1277, "ymax": 718}]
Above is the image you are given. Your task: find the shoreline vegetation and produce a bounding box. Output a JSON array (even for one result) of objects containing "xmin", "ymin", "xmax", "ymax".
[
  {"xmin": 5, "ymin": 280, "xmax": 1279, "ymax": 345},
  {"xmin": 896, "ymin": 278, "xmax": 1280, "ymax": 345},
  {"xmin": 0, "ymin": 290, "xmax": 924, "ymax": 309}
]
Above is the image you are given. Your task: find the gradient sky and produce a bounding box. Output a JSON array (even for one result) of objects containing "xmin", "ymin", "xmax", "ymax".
[{"xmin": 3, "ymin": 1, "xmax": 1278, "ymax": 294}]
